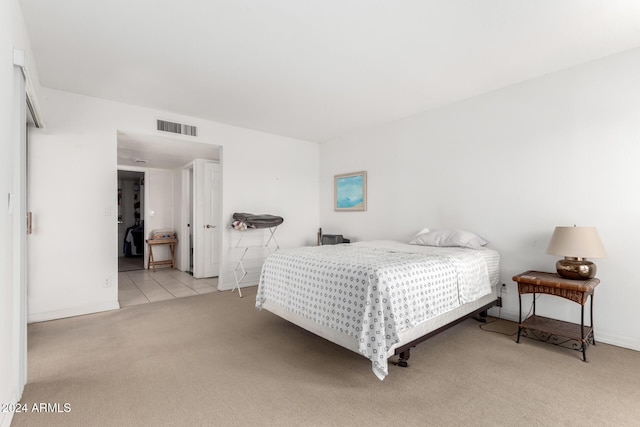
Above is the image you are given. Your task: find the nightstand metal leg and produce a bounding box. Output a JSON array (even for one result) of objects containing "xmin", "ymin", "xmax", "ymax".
[
  {"xmin": 581, "ymin": 304, "xmax": 587, "ymax": 362},
  {"xmin": 517, "ymin": 293, "xmax": 522, "ymax": 343},
  {"xmin": 591, "ymin": 295, "xmax": 596, "ymax": 346}
]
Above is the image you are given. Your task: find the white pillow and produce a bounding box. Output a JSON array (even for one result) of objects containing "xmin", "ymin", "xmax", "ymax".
[
  {"xmin": 413, "ymin": 227, "xmax": 431, "ymax": 237},
  {"xmin": 409, "ymin": 229, "xmax": 488, "ymax": 249}
]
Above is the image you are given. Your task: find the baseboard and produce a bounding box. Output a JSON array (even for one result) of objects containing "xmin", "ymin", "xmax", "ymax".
[
  {"xmin": 487, "ymin": 306, "xmax": 520, "ymax": 323},
  {"xmin": 28, "ymin": 301, "xmax": 120, "ymax": 323},
  {"xmin": 486, "ymin": 307, "xmax": 640, "ymax": 352},
  {"xmin": 595, "ymin": 332, "xmax": 640, "ymax": 352}
]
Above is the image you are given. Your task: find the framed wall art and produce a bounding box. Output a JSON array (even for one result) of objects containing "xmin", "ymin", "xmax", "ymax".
[{"xmin": 334, "ymin": 171, "xmax": 367, "ymax": 211}]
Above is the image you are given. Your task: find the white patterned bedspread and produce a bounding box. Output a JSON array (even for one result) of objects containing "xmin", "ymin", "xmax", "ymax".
[{"xmin": 255, "ymin": 241, "xmax": 494, "ymax": 380}]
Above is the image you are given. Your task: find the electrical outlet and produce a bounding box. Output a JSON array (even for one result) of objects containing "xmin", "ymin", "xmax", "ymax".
[
  {"xmin": 104, "ymin": 277, "xmax": 112, "ymax": 288},
  {"xmin": 501, "ymin": 283, "xmax": 508, "ymax": 294}
]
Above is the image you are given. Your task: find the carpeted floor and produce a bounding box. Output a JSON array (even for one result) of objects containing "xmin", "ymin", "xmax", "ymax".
[{"xmin": 12, "ymin": 286, "xmax": 640, "ymax": 426}]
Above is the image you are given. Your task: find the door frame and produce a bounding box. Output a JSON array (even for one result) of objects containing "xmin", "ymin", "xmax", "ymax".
[
  {"xmin": 11, "ymin": 63, "xmax": 28, "ymax": 405},
  {"xmin": 11, "ymin": 47, "xmax": 44, "ymax": 407},
  {"xmin": 179, "ymin": 162, "xmax": 194, "ymax": 273}
]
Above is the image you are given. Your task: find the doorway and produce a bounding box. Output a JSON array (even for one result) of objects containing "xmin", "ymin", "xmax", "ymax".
[
  {"xmin": 117, "ymin": 170, "xmax": 145, "ymax": 272},
  {"xmin": 116, "ymin": 131, "xmax": 222, "ymax": 305}
]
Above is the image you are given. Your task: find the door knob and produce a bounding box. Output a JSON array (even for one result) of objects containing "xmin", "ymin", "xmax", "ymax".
[
  {"xmin": 205, "ymin": 224, "xmax": 216, "ymax": 228},
  {"xmin": 27, "ymin": 212, "xmax": 33, "ymax": 235}
]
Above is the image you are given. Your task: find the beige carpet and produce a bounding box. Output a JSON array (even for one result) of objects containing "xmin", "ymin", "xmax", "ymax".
[{"xmin": 12, "ymin": 286, "xmax": 640, "ymax": 427}]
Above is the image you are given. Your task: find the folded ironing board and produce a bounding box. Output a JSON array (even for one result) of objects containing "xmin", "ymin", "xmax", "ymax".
[
  {"xmin": 232, "ymin": 212, "xmax": 284, "ymax": 229},
  {"xmin": 231, "ymin": 213, "xmax": 284, "ymax": 297}
]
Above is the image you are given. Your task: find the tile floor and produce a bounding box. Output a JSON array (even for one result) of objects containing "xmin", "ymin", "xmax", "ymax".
[{"xmin": 118, "ymin": 267, "xmax": 218, "ymax": 307}]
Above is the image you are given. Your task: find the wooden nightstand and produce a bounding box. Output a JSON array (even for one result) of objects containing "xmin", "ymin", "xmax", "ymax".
[{"xmin": 512, "ymin": 270, "xmax": 599, "ymax": 362}]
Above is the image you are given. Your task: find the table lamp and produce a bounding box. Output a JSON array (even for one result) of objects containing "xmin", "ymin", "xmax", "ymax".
[{"xmin": 546, "ymin": 226, "xmax": 607, "ymax": 280}]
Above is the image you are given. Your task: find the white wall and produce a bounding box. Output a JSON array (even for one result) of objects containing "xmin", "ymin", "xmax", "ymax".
[
  {"xmin": 0, "ymin": 17, "xmax": 15, "ymax": 426},
  {"xmin": 0, "ymin": 18, "xmax": 16, "ymax": 427},
  {"xmin": 320, "ymin": 47, "xmax": 640, "ymax": 352},
  {"xmin": 28, "ymin": 88, "xmax": 319, "ymax": 321},
  {"xmin": 218, "ymin": 132, "xmax": 321, "ymax": 289}
]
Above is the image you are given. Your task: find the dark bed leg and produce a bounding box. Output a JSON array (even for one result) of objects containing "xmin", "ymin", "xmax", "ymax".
[
  {"xmin": 473, "ymin": 310, "xmax": 488, "ymax": 323},
  {"xmin": 398, "ymin": 348, "xmax": 410, "ymax": 368}
]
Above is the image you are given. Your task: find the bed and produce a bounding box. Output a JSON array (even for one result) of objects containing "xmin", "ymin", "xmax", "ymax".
[{"xmin": 255, "ymin": 239, "xmax": 500, "ymax": 380}]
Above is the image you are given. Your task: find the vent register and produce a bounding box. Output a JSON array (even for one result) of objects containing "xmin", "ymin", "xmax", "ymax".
[{"xmin": 157, "ymin": 119, "xmax": 197, "ymax": 137}]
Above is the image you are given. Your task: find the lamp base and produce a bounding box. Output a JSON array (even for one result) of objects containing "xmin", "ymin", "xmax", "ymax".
[{"xmin": 556, "ymin": 257, "xmax": 597, "ymax": 280}]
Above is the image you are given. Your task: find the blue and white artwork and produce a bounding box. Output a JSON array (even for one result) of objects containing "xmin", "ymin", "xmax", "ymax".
[{"xmin": 335, "ymin": 172, "xmax": 366, "ymax": 210}]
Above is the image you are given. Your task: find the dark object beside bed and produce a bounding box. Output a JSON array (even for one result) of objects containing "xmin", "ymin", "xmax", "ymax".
[{"xmin": 321, "ymin": 234, "xmax": 350, "ymax": 245}]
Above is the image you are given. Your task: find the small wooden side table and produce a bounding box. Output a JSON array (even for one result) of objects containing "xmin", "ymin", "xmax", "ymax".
[
  {"xmin": 146, "ymin": 238, "xmax": 178, "ymax": 272},
  {"xmin": 513, "ymin": 270, "xmax": 599, "ymax": 362}
]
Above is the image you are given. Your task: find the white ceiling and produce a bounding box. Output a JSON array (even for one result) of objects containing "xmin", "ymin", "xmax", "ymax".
[
  {"xmin": 20, "ymin": 0, "xmax": 640, "ymax": 142},
  {"xmin": 117, "ymin": 131, "xmax": 220, "ymax": 170}
]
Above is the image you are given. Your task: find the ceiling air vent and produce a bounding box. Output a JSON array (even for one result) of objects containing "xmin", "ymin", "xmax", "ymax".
[{"xmin": 157, "ymin": 119, "xmax": 197, "ymax": 137}]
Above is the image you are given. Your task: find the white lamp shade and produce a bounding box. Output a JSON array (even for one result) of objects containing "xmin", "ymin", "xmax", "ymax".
[{"xmin": 546, "ymin": 226, "xmax": 607, "ymax": 259}]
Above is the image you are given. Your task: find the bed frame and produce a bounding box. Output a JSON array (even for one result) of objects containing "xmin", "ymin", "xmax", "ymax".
[
  {"xmin": 261, "ymin": 292, "xmax": 500, "ymax": 374},
  {"xmin": 394, "ymin": 298, "xmax": 498, "ymax": 367},
  {"xmin": 257, "ymin": 241, "xmax": 501, "ymax": 378}
]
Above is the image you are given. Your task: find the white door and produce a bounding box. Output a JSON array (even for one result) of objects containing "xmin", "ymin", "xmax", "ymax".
[
  {"xmin": 192, "ymin": 159, "xmax": 221, "ymax": 278},
  {"xmin": 12, "ymin": 64, "xmax": 28, "ymax": 399}
]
